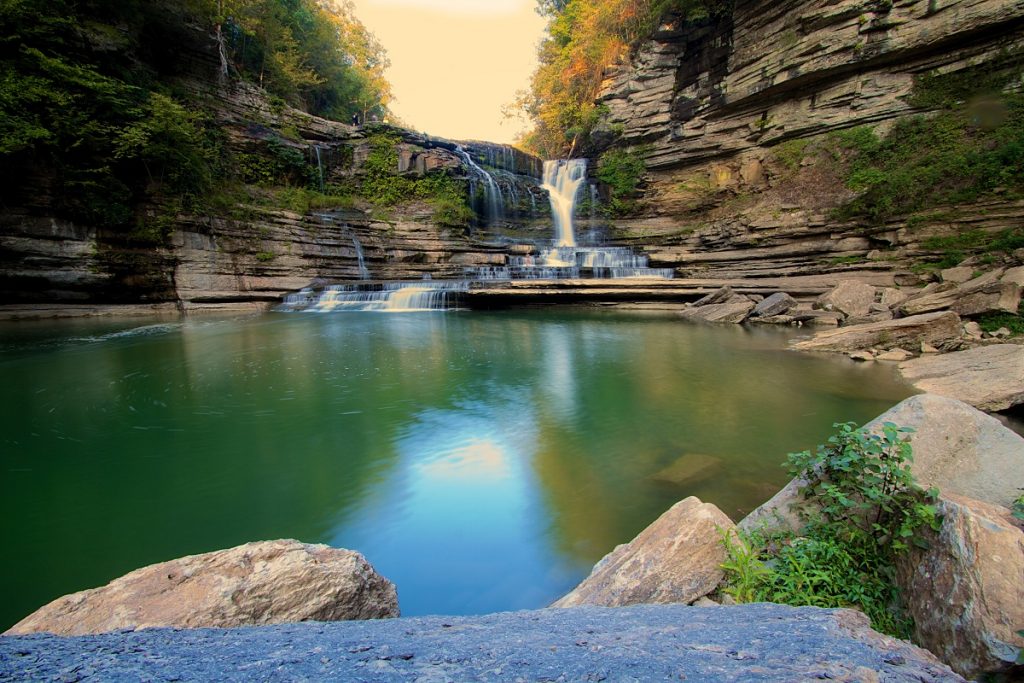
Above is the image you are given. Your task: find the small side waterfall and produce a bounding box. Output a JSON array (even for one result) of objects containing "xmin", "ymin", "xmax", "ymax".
[
  {"xmin": 281, "ymin": 282, "xmax": 468, "ymax": 312},
  {"xmin": 456, "ymin": 146, "xmax": 503, "ymax": 226},
  {"xmin": 312, "ymin": 145, "xmax": 325, "ymax": 193},
  {"xmin": 352, "ymin": 236, "xmax": 370, "ymax": 280},
  {"xmin": 542, "ymin": 159, "xmax": 587, "ymax": 247}
]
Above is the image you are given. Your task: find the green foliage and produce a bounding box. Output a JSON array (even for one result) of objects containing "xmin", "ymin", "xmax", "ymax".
[
  {"xmin": 517, "ymin": 0, "xmax": 731, "ymax": 157},
  {"xmin": 976, "ymin": 308, "xmax": 1024, "ymax": 337},
  {"xmin": 1013, "ymin": 492, "xmax": 1024, "ymax": 523},
  {"xmin": 832, "ymin": 59, "xmax": 1024, "ymax": 224},
  {"xmin": 772, "ymin": 138, "xmax": 810, "ymax": 172},
  {"xmin": 255, "ymin": 250, "xmax": 275, "ymax": 262},
  {"xmin": 721, "ymin": 422, "xmax": 941, "ymax": 638},
  {"xmin": 237, "ymin": 137, "xmax": 313, "ymax": 187},
  {"xmin": 596, "ymin": 148, "xmax": 646, "ymax": 215}
]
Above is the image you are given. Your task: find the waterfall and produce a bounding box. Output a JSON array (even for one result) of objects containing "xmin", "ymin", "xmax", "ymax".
[
  {"xmin": 313, "ymin": 145, "xmax": 325, "ymax": 193},
  {"xmin": 456, "ymin": 146, "xmax": 503, "ymax": 226},
  {"xmin": 281, "ymin": 281, "xmax": 468, "ymax": 312},
  {"xmin": 542, "ymin": 159, "xmax": 588, "ymax": 247},
  {"xmin": 352, "ymin": 235, "xmax": 370, "ymax": 280}
]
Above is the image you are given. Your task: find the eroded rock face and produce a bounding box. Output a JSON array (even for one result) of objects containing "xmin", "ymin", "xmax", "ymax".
[
  {"xmin": 898, "ymin": 344, "xmax": 1024, "ymax": 412},
  {"xmin": 896, "ymin": 493, "xmax": 1024, "ymax": 680},
  {"xmin": 552, "ymin": 496, "xmax": 733, "ymax": 608},
  {"xmin": 791, "ymin": 311, "xmax": 962, "ymax": 353},
  {"xmin": 5, "ymin": 540, "xmax": 398, "ymax": 636}
]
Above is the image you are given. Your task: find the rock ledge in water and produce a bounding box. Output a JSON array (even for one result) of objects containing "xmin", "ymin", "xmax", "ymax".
[{"xmin": 5, "ymin": 540, "xmax": 398, "ymax": 636}]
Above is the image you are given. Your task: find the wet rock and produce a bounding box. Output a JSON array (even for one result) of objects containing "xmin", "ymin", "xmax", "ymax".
[
  {"xmin": 896, "ymin": 493, "xmax": 1024, "ymax": 680},
  {"xmin": 792, "ymin": 311, "xmax": 962, "ymax": 353},
  {"xmin": 5, "ymin": 540, "xmax": 398, "ymax": 636},
  {"xmin": 898, "ymin": 344, "xmax": 1024, "ymax": 412},
  {"xmin": 650, "ymin": 453, "xmax": 722, "ymax": 486},
  {"xmin": 849, "ymin": 350, "xmax": 875, "ymax": 362},
  {"xmin": 552, "ymin": 497, "xmax": 733, "ymax": 608},
  {"xmin": 791, "ymin": 310, "xmax": 844, "ymax": 326},
  {"xmin": 751, "ymin": 292, "xmax": 797, "ymax": 317},
  {"xmin": 815, "ymin": 281, "xmax": 876, "ymax": 318}
]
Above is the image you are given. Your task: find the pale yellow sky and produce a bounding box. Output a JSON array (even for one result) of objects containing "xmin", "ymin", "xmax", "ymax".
[{"xmin": 350, "ymin": 0, "xmax": 546, "ymax": 144}]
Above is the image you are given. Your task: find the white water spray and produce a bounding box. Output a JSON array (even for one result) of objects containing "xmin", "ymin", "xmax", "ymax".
[{"xmin": 542, "ymin": 159, "xmax": 588, "ymax": 247}]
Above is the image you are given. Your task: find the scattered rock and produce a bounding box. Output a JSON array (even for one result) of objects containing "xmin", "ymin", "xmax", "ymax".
[
  {"xmin": 992, "ymin": 327, "xmax": 1011, "ymax": 338},
  {"xmin": 790, "ymin": 310, "xmax": 844, "ymax": 326},
  {"xmin": 679, "ymin": 297, "xmax": 755, "ymax": 324},
  {"xmin": 751, "ymin": 292, "xmax": 797, "ymax": 317},
  {"xmin": 849, "ymin": 351, "xmax": 875, "ymax": 362},
  {"xmin": 900, "ymin": 272, "xmax": 1021, "ymax": 318},
  {"xmin": 921, "ymin": 342, "xmax": 940, "ymax": 353},
  {"xmin": 1002, "ymin": 265, "xmax": 1024, "ymax": 287},
  {"xmin": 877, "ymin": 287, "xmax": 909, "ymax": 309},
  {"xmin": 552, "ymin": 497, "xmax": 733, "ymax": 608},
  {"xmin": 939, "ymin": 267, "xmax": 974, "ymax": 284},
  {"xmin": 815, "ymin": 281, "xmax": 876, "ymax": 318},
  {"xmin": 692, "ymin": 597, "xmax": 719, "ymax": 607},
  {"xmin": 962, "ymin": 321, "xmax": 983, "ymax": 340},
  {"xmin": 692, "ymin": 285, "xmax": 735, "ymax": 307},
  {"xmin": 898, "ymin": 344, "xmax": 1024, "ymax": 412},
  {"xmin": 876, "ymin": 348, "xmax": 913, "ymax": 362},
  {"xmin": 792, "ymin": 311, "xmax": 962, "ymax": 353},
  {"xmin": 895, "ymin": 493, "xmax": 1024, "ymax": 680},
  {"xmin": 651, "ymin": 453, "xmax": 723, "ymax": 487},
  {"xmin": 5, "ymin": 540, "xmax": 399, "ymax": 636},
  {"xmin": 845, "ymin": 310, "xmax": 894, "ymax": 326},
  {"xmin": 749, "ymin": 314, "xmax": 796, "ymax": 325}
]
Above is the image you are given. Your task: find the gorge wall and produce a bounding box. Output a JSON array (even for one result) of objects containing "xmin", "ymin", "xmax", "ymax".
[
  {"xmin": 595, "ymin": 0, "xmax": 1024, "ymax": 287},
  {"xmin": 0, "ymin": 23, "xmax": 549, "ymax": 313}
]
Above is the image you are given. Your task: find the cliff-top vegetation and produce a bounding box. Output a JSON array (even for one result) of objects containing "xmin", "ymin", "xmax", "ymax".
[{"xmin": 514, "ymin": 0, "xmax": 729, "ymax": 159}]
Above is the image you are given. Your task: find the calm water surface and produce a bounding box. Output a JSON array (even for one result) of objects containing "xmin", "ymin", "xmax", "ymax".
[{"xmin": 0, "ymin": 310, "xmax": 915, "ymax": 628}]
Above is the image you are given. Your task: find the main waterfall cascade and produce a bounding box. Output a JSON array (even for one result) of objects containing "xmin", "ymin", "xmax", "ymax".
[{"xmin": 281, "ymin": 158, "xmax": 672, "ymax": 312}]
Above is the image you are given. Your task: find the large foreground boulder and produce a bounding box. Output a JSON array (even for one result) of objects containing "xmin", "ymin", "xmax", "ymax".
[
  {"xmin": 740, "ymin": 395, "xmax": 1024, "ymax": 532},
  {"xmin": 898, "ymin": 344, "xmax": 1024, "ymax": 412},
  {"xmin": 552, "ymin": 497, "xmax": 733, "ymax": 607},
  {"xmin": 5, "ymin": 540, "xmax": 398, "ymax": 636},
  {"xmin": 895, "ymin": 493, "xmax": 1024, "ymax": 680},
  {"xmin": 0, "ymin": 604, "xmax": 964, "ymax": 682},
  {"xmin": 791, "ymin": 311, "xmax": 962, "ymax": 352}
]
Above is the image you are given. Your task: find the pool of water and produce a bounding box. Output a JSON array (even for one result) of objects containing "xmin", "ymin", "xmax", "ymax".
[{"xmin": 0, "ymin": 310, "xmax": 915, "ymax": 628}]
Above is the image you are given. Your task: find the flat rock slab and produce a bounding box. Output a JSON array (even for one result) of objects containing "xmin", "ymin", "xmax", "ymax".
[
  {"xmin": 792, "ymin": 311, "xmax": 962, "ymax": 352},
  {"xmin": 0, "ymin": 604, "xmax": 963, "ymax": 682},
  {"xmin": 898, "ymin": 344, "xmax": 1024, "ymax": 412}
]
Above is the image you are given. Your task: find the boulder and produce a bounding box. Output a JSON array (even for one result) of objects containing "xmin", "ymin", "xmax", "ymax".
[
  {"xmin": 962, "ymin": 321, "xmax": 984, "ymax": 340},
  {"xmin": 862, "ymin": 394, "xmax": 1024, "ymax": 508},
  {"xmin": 751, "ymin": 292, "xmax": 797, "ymax": 317},
  {"xmin": 740, "ymin": 394, "xmax": 1024, "ymax": 534},
  {"xmin": 895, "ymin": 493, "xmax": 1024, "ymax": 680},
  {"xmin": 814, "ymin": 281, "xmax": 876, "ymax": 318},
  {"xmin": 1002, "ymin": 265, "xmax": 1024, "ymax": 287},
  {"xmin": 5, "ymin": 540, "xmax": 399, "ymax": 636},
  {"xmin": 877, "ymin": 287, "xmax": 909, "ymax": 309},
  {"xmin": 898, "ymin": 344, "xmax": 1024, "ymax": 412},
  {"xmin": 679, "ymin": 297, "xmax": 755, "ymax": 324},
  {"xmin": 792, "ymin": 311, "xmax": 962, "ymax": 353},
  {"xmin": 939, "ymin": 266, "xmax": 974, "ymax": 284},
  {"xmin": 552, "ymin": 497, "xmax": 733, "ymax": 608},
  {"xmin": 849, "ymin": 350, "xmax": 875, "ymax": 362},
  {"xmin": 692, "ymin": 285, "xmax": 734, "ymax": 307}
]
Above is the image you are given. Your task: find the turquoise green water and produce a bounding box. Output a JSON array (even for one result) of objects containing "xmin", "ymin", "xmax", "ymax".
[{"xmin": 0, "ymin": 310, "xmax": 914, "ymax": 628}]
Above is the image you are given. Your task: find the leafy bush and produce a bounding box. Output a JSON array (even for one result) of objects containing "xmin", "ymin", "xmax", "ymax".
[
  {"xmin": 596, "ymin": 148, "xmax": 646, "ymax": 215},
  {"xmin": 721, "ymin": 421, "xmax": 940, "ymax": 638}
]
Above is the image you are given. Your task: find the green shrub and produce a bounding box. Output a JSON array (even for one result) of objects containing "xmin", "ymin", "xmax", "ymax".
[
  {"xmin": 255, "ymin": 250, "xmax": 275, "ymax": 262},
  {"xmin": 596, "ymin": 148, "xmax": 647, "ymax": 216},
  {"xmin": 721, "ymin": 421, "xmax": 940, "ymax": 638}
]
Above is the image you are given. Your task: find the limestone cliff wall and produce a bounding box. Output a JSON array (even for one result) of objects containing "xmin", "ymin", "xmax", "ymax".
[{"xmin": 597, "ymin": 0, "xmax": 1024, "ymax": 282}]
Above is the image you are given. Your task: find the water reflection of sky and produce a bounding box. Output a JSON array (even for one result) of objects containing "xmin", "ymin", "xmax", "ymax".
[{"xmin": 333, "ymin": 387, "xmax": 582, "ymax": 615}]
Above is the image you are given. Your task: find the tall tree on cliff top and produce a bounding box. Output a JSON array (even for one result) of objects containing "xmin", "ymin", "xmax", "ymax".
[{"xmin": 514, "ymin": 0, "xmax": 726, "ymax": 159}]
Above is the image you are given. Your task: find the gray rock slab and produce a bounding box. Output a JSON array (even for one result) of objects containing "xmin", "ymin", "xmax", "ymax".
[
  {"xmin": 899, "ymin": 344, "xmax": 1024, "ymax": 412},
  {"xmin": 0, "ymin": 604, "xmax": 963, "ymax": 682}
]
